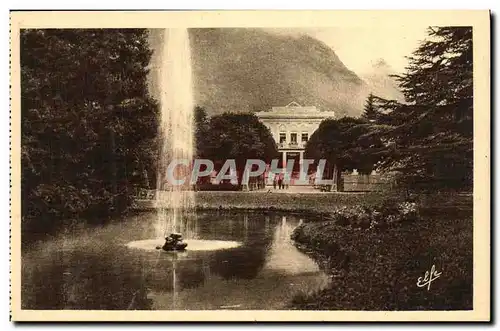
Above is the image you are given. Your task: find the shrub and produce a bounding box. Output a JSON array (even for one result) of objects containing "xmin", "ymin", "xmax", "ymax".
[
  {"xmin": 21, "ymin": 29, "xmax": 158, "ymax": 240},
  {"xmin": 328, "ymin": 199, "xmax": 421, "ymax": 230},
  {"xmin": 290, "ymin": 205, "xmax": 472, "ymax": 310}
]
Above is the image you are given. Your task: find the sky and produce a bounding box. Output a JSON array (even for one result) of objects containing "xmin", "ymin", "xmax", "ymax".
[{"xmin": 268, "ymin": 26, "xmax": 430, "ymax": 75}]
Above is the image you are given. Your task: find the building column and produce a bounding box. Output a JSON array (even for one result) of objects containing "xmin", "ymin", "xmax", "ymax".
[
  {"xmin": 281, "ymin": 151, "xmax": 287, "ymax": 169},
  {"xmin": 299, "ymin": 151, "xmax": 304, "ymax": 178}
]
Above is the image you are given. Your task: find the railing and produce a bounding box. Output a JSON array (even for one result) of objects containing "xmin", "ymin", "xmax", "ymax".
[
  {"xmin": 316, "ymin": 174, "xmax": 392, "ymax": 192},
  {"xmin": 134, "ymin": 188, "xmax": 156, "ymax": 200},
  {"xmin": 278, "ymin": 142, "xmax": 303, "ymax": 149}
]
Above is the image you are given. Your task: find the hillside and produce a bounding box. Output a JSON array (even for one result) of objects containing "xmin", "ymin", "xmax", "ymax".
[
  {"xmin": 189, "ymin": 28, "xmax": 370, "ymax": 117},
  {"xmin": 149, "ymin": 29, "xmax": 404, "ymax": 118},
  {"xmin": 360, "ymin": 59, "xmax": 405, "ymax": 102}
]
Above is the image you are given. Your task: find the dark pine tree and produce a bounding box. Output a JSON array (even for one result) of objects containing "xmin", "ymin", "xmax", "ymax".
[
  {"xmin": 362, "ymin": 93, "xmax": 378, "ymax": 121},
  {"xmin": 373, "ymin": 27, "xmax": 473, "ymax": 191}
]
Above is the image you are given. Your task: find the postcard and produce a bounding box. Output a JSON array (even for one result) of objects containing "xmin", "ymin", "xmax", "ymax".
[{"xmin": 9, "ymin": 10, "xmax": 490, "ymax": 322}]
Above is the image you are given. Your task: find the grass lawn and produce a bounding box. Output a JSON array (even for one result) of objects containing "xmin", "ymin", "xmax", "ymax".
[
  {"xmin": 194, "ymin": 191, "xmax": 386, "ymax": 214},
  {"xmin": 134, "ymin": 190, "xmax": 387, "ymax": 215}
]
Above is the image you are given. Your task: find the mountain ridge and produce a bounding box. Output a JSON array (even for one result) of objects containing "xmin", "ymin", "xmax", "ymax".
[
  {"xmin": 149, "ymin": 29, "xmax": 404, "ymax": 118},
  {"xmin": 189, "ymin": 28, "xmax": 370, "ymax": 117}
]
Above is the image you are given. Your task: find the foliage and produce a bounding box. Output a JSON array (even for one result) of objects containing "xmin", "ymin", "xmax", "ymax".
[
  {"xmin": 323, "ymin": 199, "xmax": 419, "ymax": 229},
  {"xmin": 305, "ymin": 117, "xmax": 384, "ymax": 177},
  {"xmin": 290, "ymin": 194, "xmax": 473, "ymax": 310},
  {"xmin": 368, "ymin": 27, "xmax": 473, "ymax": 191},
  {"xmin": 21, "ymin": 29, "xmax": 158, "ymax": 237},
  {"xmin": 199, "ymin": 113, "xmax": 279, "ymax": 178},
  {"xmin": 361, "ymin": 93, "xmax": 378, "ymax": 120}
]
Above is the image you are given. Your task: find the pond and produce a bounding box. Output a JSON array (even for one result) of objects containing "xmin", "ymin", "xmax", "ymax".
[{"xmin": 21, "ymin": 211, "xmax": 330, "ymax": 310}]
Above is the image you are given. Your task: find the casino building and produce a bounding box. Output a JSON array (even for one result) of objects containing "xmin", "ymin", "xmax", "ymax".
[{"xmin": 255, "ymin": 101, "xmax": 336, "ymax": 175}]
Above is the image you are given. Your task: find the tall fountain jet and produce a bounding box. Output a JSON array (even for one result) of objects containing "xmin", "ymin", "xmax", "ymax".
[{"xmin": 152, "ymin": 29, "xmax": 196, "ymax": 238}]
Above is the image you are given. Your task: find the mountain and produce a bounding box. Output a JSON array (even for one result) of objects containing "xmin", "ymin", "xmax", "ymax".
[
  {"xmin": 360, "ymin": 59, "xmax": 405, "ymax": 102},
  {"xmin": 148, "ymin": 29, "xmax": 405, "ymax": 118},
  {"xmin": 188, "ymin": 28, "xmax": 368, "ymax": 117}
]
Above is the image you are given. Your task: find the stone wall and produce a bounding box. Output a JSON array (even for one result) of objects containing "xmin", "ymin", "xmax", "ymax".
[{"xmin": 342, "ymin": 173, "xmax": 391, "ymax": 192}]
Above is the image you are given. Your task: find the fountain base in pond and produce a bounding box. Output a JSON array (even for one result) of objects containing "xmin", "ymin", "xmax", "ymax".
[
  {"xmin": 126, "ymin": 238, "xmax": 241, "ymax": 252},
  {"xmin": 156, "ymin": 233, "xmax": 188, "ymax": 251}
]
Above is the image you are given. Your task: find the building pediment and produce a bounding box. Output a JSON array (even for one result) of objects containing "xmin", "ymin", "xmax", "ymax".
[
  {"xmin": 285, "ymin": 101, "xmax": 302, "ymax": 107},
  {"xmin": 255, "ymin": 102, "xmax": 336, "ymax": 119}
]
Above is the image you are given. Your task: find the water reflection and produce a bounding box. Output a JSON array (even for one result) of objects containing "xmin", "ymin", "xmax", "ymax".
[
  {"xmin": 22, "ymin": 212, "xmax": 329, "ymax": 310},
  {"xmin": 263, "ymin": 216, "xmax": 321, "ymax": 275}
]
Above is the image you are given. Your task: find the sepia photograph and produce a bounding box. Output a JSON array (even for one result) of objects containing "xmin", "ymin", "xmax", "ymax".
[{"xmin": 9, "ymin": 10, "xmax": 490, "ymax": 322}]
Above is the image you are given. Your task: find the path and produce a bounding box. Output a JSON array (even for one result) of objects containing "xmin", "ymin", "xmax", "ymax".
[{"xmin": 256, "ymin": 185, "xmax": 321, "ymax": 194}]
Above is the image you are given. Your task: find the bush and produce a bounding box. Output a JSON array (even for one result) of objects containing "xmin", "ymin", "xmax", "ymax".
[
  {"xmin": 21, "ymin": 29, "xmax": 158, "ymax": 240},
  {"xmin": 327, "ymin": 199, "xmax": 420, "ymax": 230},
  {"xmin": 290, "ymin": 202, "xmax": 472, "ymax": 310}
]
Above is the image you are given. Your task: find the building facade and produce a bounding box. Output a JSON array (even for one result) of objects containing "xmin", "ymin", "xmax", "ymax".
[{"xmin": 255, "ymin": 101, "xmax": 336, "ymax": 175}]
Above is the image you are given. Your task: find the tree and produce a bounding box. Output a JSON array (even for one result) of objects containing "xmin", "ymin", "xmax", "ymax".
[
  {"xmin": 362, "ymin": 93, "xmax": 378, "ymax": 121},
  {"xmin": 21, "ymin": 29, "xmax": 158, "ymax": 238},
  {"xmin": 305, "ymin": 117, "xmax": 383, "ymax": 191},
  {"xmin": 371, "ymin": 27, "xmax": 473, "ymax": 191},
  {"xmin": 200, "ymin": 113, "xmax": 278, "ymax": 184}
]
